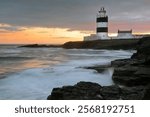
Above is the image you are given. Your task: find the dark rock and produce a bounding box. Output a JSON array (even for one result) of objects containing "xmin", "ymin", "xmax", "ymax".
[
  {"xmin": 113, "ymin": 66, "xmax": 138, "ymax": 76},
  {"xmin": 100, "ymin": 85, "xmax": 148, "ymax": 100},
  {"xmin": 19, "ymin": 44, "xmax": 62, "ymax": 48},
  {"xmin": 100, "ymin": 85, "xmax": 120, "ymax": 100},
  {"xmin": 84, "ymin": 64, "xmax": 111, "ymax": 73},
  {"xmin": 112, "ymin": 36, "xmax": 150, "ymax": 87},
  {"xmin": 47, "ymin": 88, "xmax": 64, "ymax": 100},
  {"xmin": 143, "ymin": 84, "xmax": 150, "ymax": 100},
  {"xmin": 47, "ymin": 82, "xmax": 103, "ymax": 100},
  {"xmin": 112, "ymin": 66, "xmax": 140, "ymax": 86},
  {"xmin": 47, "ymin": 82, "xmax": 149, "ymax": 100},
  {"xmin": 144, "ymin": 56, "xmax": 150, "ymax": 66},
  {"xmin": 47, "ymin": 37, "xmax": 150, "ymax": 100},
  {"xmin": 62, "ymin": 39, "xmax": 139, "ymax": 50},
  {"xmin": 111, "ymin": 59, "xmax": 143, "ymax": 67},
  {"xmin": 113, "ymin": 66, "xmax": 150, "ymax": 86},
  {"xmin": 111, "ymin": 59, "xmax": 132, "ymax": 67},
  {"xmin": 131, "ymin": 37, "xmax": 150, "ymax": 60},
  {"xmin": 134, "ymin": 67, "xmax": 150, "ymax": 76},
  {"xmin": 120, "ymin": 86, "xmax": 145, "ymax": 100}
]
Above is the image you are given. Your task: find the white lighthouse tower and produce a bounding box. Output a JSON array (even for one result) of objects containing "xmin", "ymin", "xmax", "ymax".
[{"xmin": 96, "ymin": 7, "xmax": 109, "ymax": 39}]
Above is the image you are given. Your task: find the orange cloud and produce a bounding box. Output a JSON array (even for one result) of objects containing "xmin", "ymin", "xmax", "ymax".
[{"xmin": 0, "ymin": 24, "xmax": 90, "ymax": 44}]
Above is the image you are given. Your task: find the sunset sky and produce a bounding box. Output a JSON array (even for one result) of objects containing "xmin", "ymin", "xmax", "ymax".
[{"xmin": 0, "ymin": 0, "xmax": 150, "ymax": 44}]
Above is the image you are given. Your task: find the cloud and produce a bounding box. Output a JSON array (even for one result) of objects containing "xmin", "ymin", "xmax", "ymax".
[
  {"xmin": 0, "ymin": 0, "xmax": 149, "ymax": 32},
  {"xmin": 0, "ymin": 26, "xmax": 89, "ymax": 44},
  {"xmin": 0, "ymin": 23, "xmax": 26, "ymax": 32}
]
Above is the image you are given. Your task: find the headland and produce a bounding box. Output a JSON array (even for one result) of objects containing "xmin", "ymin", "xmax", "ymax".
[
  {"xmin": 47, "ymin": 36, "xmax": 150, "ymax": 100},
  {"xmin": 63, "ymin": 38, "xmax": 140, "ymax": 50},
  {"xmin": 20, "ymin": 38, "xmax": 140, "ymax": 50}
]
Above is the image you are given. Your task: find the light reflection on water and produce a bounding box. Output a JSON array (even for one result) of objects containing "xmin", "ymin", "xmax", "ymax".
[
  {"xmin": 0, "ymin": 47, "xmax": 65, "ymax": 77},
  {"xmin": 0, "ymin": 45, "xmax": 135, "ymax": 99},
  {"xmin": 0, "ymin": 46, "xmax": 135, "ymax": 79},
  {"xmin": 0, "ymin": 59, "xmax": 64, "ymax": 78},
  {"xmin": 0, "ymin": 46, "xmax": 133, "ymax": 78}
]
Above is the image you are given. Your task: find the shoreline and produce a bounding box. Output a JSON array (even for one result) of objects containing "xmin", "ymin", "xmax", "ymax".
[
  {"xmin": 47, "ymin": 36, "xmax": 150, "ymax": 100},
  {"xmin": 19, "ymin": 38, "xmax": 140, "ymax": 50},
  {"xmin": 62, "ymin": 39, "xmax": 140, "ymax": 50},
  {"xmin": 19, "ymin": 44, "xmax": 62, "ymax": 48}
]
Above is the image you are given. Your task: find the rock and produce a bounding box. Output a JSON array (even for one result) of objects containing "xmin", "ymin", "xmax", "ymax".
[
  {"xmin": 101, "ymin": 85, "xmax": 145, "ymax": 100},
  {"xmin": 113, "ymin": 66, "xmax": 150, "ymax": 86},
  {"xmin": 112, "ymin": 66, "xmax": 140, "ymax": 86},
  {"xmin": 120, "ymin": 86, "xmax": 145, "ymax": 100},
  {"xmin": 19, "ymin": 44, "xmax": 62, "ymax": 48},
  {"xmin": 47, "ymin": 81, "xmax": 149, "ymax": 100},
  {"xmin": 111, "ymin": 59, "xmax": 144, "ymax": 67},
  {"xmin": 47, "ymin": 82, "xmax": 103, "ymax": 100},
  {"xmin": 111, "ymin": 59, "xmax": 132, "ymax": 67},
  {"xmin": 112, "ymin": 36, "xmax": 150, "ymax": 87},
  {"xmin": 131, "ymin": 37, "xmax": 150, "ymax": 60},
  {"xmin": 113, "ymin": 66, "xmax": 138, "ymax": 76},
  {"xmin": 144, "ymin": 56, "xmax": 150, "ymax": 66},
  {"xmin": 47, "ymin": 88, "xmax": 64, "ymax": 100},
  {"xmin": 134, "ymin": 67, "xmax": 150, "ymax": 76},
  {"xmin": 143, "ymin": 84, "xmax": 150, "ymax": 100},
  {"xmin": 83, "ymin": 64, "xmax": 111, "ymax": 73},
  {"xmin": 100, "ymin": 85, "xmax": 120, "ymax": 100},
  {"xmin": 62, "ymin": 39, "xmax": 139, "ymax": 50},
  {"xmin": 47, "ymin": 37, "xmax": 150, "ymax": 100},
  {"xmin": 48, "ymin": 82, "xmax": 122, "ymax": 100}
]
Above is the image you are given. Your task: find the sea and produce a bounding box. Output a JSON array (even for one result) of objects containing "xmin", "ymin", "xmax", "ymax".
[{"xmin": 0, "ymin": 45, "xmax": 135, "ymax": 100}]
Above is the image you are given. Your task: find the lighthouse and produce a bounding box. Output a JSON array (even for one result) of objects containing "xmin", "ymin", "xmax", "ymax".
[
  {"xmin": 84, "ymin": 7, "xmax": 136, "ymax": 41},
  {"xmin": 96, "ymin": 7, "xmax": 109, "ymax": 39}
]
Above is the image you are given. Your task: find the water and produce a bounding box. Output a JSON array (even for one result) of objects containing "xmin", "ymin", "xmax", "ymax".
[{"xmin": 0, "ymin": 45, "xmax": 135, "ymax": 99}]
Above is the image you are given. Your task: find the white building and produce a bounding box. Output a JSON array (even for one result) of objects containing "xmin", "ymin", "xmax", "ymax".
[
  {"xmin": 84, "ymin": 7, "xmax": 137, "ymax": 41},
  {"xmin": 84, "ymin": 34, "xmax": 97, "ymax": 41},
  {"xmin": 117, "ymin": 30, "xmax": 134, "ymax": 39}
]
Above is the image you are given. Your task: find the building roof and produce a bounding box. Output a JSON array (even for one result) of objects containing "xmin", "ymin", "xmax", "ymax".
[{"xmin": 118, "ymin": 29, "xmax": 132, "ymax": 33}]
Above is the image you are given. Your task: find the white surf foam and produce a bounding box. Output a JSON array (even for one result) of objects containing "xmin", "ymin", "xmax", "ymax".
[{"xmin": 0, "ymin": 49, "xmax": 134, "ymax": 99}]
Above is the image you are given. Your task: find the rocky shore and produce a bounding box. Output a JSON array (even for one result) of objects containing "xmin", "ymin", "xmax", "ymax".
[
  {"xmin": 19, "ymin": 44, "xmax": 62, "ymax": 48},
  {"xmin": 63, "ymin": 39, "xmax": 140, "ymax": 50},
  {"xmin": 47, "ymin": 36, "xmax": 150, "ymax": 100},
  {"xmin": 20, "ymin": 39, "xmax": 140, "ymax": 50},
  {"xmin": 47, "ymin": 81, "xmax": 147, "ymax": 100},
  {"xmin": 112, "ymin": 37, "xmax": 150, "ymax": 87}
]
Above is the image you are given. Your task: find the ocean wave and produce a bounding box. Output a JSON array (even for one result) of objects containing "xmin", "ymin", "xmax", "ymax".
[
  {"xmin": 0, "ymin": 47, "xmax": 134, "ymax": 99},
  {"xmin": 0, "ymin": 56, "xmax": 33, "ymax": 61}
]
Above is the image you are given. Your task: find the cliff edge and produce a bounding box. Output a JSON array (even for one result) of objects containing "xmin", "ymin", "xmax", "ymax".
[
  {"xmin": 47, "ymin": 37, "xmax": 150, "ymax": 100},
  {"xmin": 63, "ymin": 39, "xmax": 140, "ymax": 50}
]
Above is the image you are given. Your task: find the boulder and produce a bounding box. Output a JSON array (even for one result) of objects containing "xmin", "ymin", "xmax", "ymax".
[
  {"xmin": 47, "ymin": 82, "xmax": 149, "ymax": 100},
  {"xmin": 131, "ymin": 37, "xmax": 150, "ymax": 60},
  {"xmin": 62, "ymin": 39, "xmax": 139, "ymax": 50},
  {"xmin": 112, "ymin": 36, "xmax": 150, "ymax": 87},
  {"xmin": 47, "ymin": 82, "xmax": 103, "ymax": 100},
  {"xmin": 143, "ymin": 84, "xmax": 150, "ymax": 100},
  {"xmin": 120, "ymin": 86, "xmax": 145, "ymax": 100},
  {"xmin": 83, "ymin": 64, "xmax": 111, "ymax": 73},
  {"xmin": 100, "ymin": 85, "xmax": 120, "ymax": 100}
]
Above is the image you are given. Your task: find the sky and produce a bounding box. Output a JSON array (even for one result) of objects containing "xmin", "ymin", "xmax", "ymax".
[{"xmin": 0, "ymin": 0, "xmax": 150, "ymax": 44}]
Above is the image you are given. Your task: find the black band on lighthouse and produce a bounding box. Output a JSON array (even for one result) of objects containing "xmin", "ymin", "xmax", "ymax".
[
  {"xmin": 97, "ymin": 27, "xmax": 108, "ymax": 32},
  {"xmin": 97, "ymin": 17, "xmax": 108, "ymax": 22}
]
